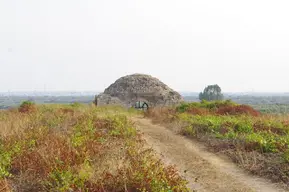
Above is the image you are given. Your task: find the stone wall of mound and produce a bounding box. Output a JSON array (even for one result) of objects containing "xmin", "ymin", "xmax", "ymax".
[{"xmin": 95, "ymin": 74, "xmax": 183, "ymax": 107}]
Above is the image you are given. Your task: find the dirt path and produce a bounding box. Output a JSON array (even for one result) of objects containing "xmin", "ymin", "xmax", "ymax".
[{"xmin": 133, "ymin": 117, "xmax": 286, "ymax": 192}]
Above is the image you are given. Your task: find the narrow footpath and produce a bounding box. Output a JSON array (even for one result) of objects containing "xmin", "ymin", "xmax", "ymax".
[{"xmin": 134, "ymin": 117, "xmax": 286, "ymax": 192}]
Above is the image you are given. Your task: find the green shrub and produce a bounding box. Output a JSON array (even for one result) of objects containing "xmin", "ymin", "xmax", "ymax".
[
  {"xmin": 18, "ymin": 100, "xmax": 36, "ymax": 113},
  {"xmin": 234, "ymin": 121, "xmax": 253, "ymax": 133}
]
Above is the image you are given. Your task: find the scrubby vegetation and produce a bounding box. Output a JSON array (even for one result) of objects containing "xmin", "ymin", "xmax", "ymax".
[
  {"xmin": 18, "ymin": 101, "xmax": 36, "ymax": 113},
  {"xmin": 176, "ymin": 100, "xmax": 260, "ymax": 116},
  {"xmin": 145, "ymin": 100, "xmax": 289, "ymax": 186},
  {"xmin": 0, "ymin": 103, "xmax": 189, "ymax": 191}
]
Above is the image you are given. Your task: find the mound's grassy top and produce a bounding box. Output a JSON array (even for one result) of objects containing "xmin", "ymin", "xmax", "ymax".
[
  {"xmin": 145, "ymin": 100, "xmax": 289, "ymax": 186},
  {"xmin": 0, "ymin": 103, "xmax": 188, "ymax": 192}
]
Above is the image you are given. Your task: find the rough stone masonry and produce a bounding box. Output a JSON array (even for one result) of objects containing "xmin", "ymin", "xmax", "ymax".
[{"xmin": 95, "ymin": 74, "xmax": 183, "ymax": 108}]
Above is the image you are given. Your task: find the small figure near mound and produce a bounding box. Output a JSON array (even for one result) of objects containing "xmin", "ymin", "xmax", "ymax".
[{"xmin": 95, "ymin": 74, "xmax": 183, "ymax": 108}]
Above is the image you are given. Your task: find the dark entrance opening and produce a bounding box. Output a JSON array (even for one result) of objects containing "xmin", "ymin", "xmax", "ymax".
[{"xmin": 134, "ymin": 101, "xmax": 149, "ymax": 110}]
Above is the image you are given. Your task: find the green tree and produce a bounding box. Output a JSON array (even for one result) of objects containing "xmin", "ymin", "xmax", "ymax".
[{"xmin": 199, "ymin": 84, "xmax": 224, "ymax": 101}]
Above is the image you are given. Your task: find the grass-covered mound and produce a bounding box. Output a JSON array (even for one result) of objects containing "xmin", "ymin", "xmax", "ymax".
[
  {"xmin": 145, "ymin": 100, "xmax": 289, "ymax": 186},
  {"xmin": 0, "ymin": 103, "xmax": 189, "ymax": 192}
]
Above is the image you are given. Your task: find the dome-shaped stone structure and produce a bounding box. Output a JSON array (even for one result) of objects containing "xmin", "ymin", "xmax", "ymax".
[{"xmin": 95, "ymin": 74, "xmax": 183, "ymax": 107}]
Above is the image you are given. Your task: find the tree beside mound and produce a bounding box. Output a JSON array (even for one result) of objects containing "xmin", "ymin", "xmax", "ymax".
[{"xmin": 95, "ymin": 74, "xmax": 183, "ymax": 108}]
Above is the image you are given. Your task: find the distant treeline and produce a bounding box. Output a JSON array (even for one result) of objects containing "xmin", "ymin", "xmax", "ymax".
[
  {"xmin": 2, "ymin": 95, "xmax": 289, "ymax": 114},
  {"xmin": 0, "ymin": 96, "xmax": 94, "ymax": 109}
]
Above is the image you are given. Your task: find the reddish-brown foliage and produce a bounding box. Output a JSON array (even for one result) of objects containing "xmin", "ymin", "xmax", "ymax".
[
  {"xmin": 216, "ymin": 105, "xmax": 260, "ymax": 116},
  {"xmin": 11, "ymin": 134, "xmax": 82, "ymax": 178}
]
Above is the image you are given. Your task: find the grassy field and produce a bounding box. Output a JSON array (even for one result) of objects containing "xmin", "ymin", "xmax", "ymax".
[
  {"xmin": 145, "ymin": 100, "xmax": 289, "ymax": 186},
  {"xmin": 0, "ymin": 102, "xmax": 188, "ymax": 192}
]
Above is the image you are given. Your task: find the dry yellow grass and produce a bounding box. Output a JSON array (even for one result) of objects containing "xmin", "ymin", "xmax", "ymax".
[{"xmin": 0, "ymin": 103, "xmax": 189, "ymax": 192}]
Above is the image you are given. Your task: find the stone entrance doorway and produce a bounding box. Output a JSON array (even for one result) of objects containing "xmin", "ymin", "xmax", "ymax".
[{"xmin": 134, "ymin": 101, "xmax": 149, "ymax": 110}]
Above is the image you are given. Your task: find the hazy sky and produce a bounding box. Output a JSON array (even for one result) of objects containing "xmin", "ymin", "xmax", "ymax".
[{"xmin": 1, "ymin": 0, "xmax": 289, "ymax": 92}]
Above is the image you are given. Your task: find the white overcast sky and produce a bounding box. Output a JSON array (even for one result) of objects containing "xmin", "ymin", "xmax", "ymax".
[{"xmin": 0, "ymin": 0, "xmax": 289, "ymax": 92}]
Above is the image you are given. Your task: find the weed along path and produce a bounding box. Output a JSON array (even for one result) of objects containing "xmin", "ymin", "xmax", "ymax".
[{"xmin": 133, "ymin": 117, "xmax": 286, "ymax": 192}]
